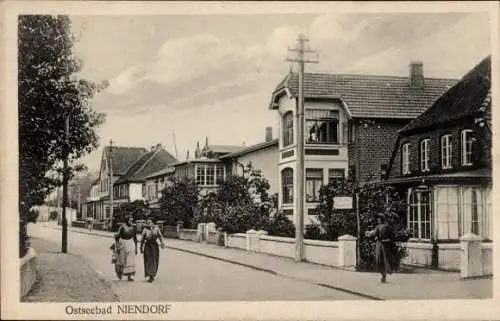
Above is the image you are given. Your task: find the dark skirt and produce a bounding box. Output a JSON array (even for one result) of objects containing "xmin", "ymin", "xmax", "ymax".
[
  {"xmin": 143, "ymin": 241, "xmax": 160, "ymax": 278},
  {"xmin": 375, "ymin": 241, "xmax": 395, "ymax": 274}
]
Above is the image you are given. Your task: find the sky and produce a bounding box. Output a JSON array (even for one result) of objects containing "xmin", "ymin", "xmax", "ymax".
[{"xmin": 70, "ymin": 12, "xmax": 491, "ymax": 173}]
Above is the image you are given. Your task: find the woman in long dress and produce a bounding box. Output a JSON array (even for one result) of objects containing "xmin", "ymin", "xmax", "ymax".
[
  {"xmin": 366, "ymin": 214, "xmax": 395, "ymax": 283},
  {"xmin": 140, "ymin": 219, "xmax": 165, "ymax": 282},
  {"xmin": 114, "ymin": 216, "xmax": 138, "ymax": 281}
]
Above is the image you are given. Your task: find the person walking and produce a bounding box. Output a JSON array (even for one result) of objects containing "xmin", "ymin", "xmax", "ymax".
[
  {"xmin": 114, "ymin": 216, "xmax": 138, "ymax": 281},
  {"xmin": 366, "ymin": 213, "xmax": 395, "ymax": 283},
  {"xmin": 87, "ymin": 216, "xmax": 94, "ymax": 232},
  {"xmin": 140, "ymin": 218, "xmax": 165, "ymax": 282}
]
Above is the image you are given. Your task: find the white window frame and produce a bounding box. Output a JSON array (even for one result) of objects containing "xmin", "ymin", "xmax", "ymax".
[
  {"xmin": 420, "ymin": 139, "xmax": 430, "ymax": 172},
  {"xmin": 461, "ymin": 129, "xmax": 474, "ymax": 166},
  {"xmin": 195, "ymin": 164, "xmax": 226, "ymax": 187},
  {"xmin": 281, "ymin": 168, "xmax": 294, "ymax": 204},
  {"xmin": 441, "ymin": 134, "xmax": 453, "ymax": 169},
  {"xmin": 407, "ymin": 188, "xmax": 432, "ymax": 240},
  {"xmin": 306, "ymin": 168, "xmax": 323, "ymax": 203},
  {"xmin": 402, "ymin": 143, "xmax": 411, "ymax": 175},
  {"xmin": 282, "ymin": 111, "xmax": 294, "ymax": 147}
]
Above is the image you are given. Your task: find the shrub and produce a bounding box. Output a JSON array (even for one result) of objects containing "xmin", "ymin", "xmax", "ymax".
[
  {"xmin": 159, "ymin": 177, "xmax": 199, "ymax": 228},
  {"xmin": 49, "ymin": 210, "xmax": 58, "ymax": 221},
  {"xmin": 266, "ymin": 210, "xmax": 295, "ymax": 237},
  {"xmin": 304, "ymin": 224, "xmax": 330, "ymax": 240},
  {"xmin": 112, "ymin": 200, "xmax": 148, "ymax": 231},
  {"xmin": 315, "ymin": 176, "xmax": 409, "ymax": 271},
  {"xmin": 27, "ymin": 209, "xmax": 39, "ymax": 223}
]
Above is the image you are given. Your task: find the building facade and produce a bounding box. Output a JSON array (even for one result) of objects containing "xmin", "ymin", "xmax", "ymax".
[
  {"xmin": 384, "ymin": 56, "xmax": 492, "ymax": 269},
  {"xmin": 268, "ymin": 62, "xmax": 457, "ymax": 225}
]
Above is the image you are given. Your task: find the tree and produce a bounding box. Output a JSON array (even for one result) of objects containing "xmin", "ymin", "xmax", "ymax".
[
  {"xmin": 195, "ymin": 166, "xmax": 274, "ymax": 234},
  {"xmin": 18, "ymin": 15, "xmax": 106, "ymax": 256},
  {"xmin": 18, "ymin": 15, "xmax": 106, "ymax": 215},
  {"xmin": 159, "ymin": 177, "xmax": 200, "ymax": 228},
  {"xmin": 112, "ymin": 200, "xmax": 149, "ymax": 231}
]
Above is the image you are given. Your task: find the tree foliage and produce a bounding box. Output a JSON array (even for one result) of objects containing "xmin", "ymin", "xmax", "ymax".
[
  {"xmin": 314, "ymin": 174, "xmax": 409, "ymax": 271},
  {"xmin": 112, "ymin": 200, "xmax": 149, "ymax": 230},
  {"xmin": 195, "ymin": 165, "xmax": 291, "ymax": 234},
  {"xmin": 159, "ymin": 177, "xmax": 200, "ymax": 228},
  {"xmin": 18, "ymin": 15, "xmax": 106, "ymax": 216}
]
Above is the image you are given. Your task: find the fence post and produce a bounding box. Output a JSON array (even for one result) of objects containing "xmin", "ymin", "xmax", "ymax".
[
  {"xmin": 338, "ymin": 234, "xmax": 357, "ymax": 269},
  {"xmin": 460, "ymin": 233, "xmax": 483, "ymax": 279}
]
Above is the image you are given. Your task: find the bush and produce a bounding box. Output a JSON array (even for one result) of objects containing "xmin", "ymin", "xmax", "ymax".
[
  {"xmin": 159, "ymin": 177, "xmax": 199, "ymax": 228},
  {"xmin": 315, "ymin": 177, "xmax": 409, "ymax": 271},
  {"xmin": 304, "ymin": 224, "xmax": 330, "ymax": 240},
  {"xmin": 195, "ymin": 165, "xmax": 278, "ymax": 234},
  {"xmin": 49, "ymin": 210, "xmax": 58, "ymax": 221},
  {"xmin": 266, "ymin": 210, "xmax": 295, "ymax": 237},
  {"xmin": 27, "ymin": 209, "xmax": 39, "ymax": 223},
  {"xmin": 112, "ymin": 200, "xmax": 148, "ymax": 231}
]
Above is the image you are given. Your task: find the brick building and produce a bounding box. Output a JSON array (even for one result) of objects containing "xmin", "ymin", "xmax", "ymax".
[
  {"xmin": 384, "ymin": 56, "xmax": 492, "ymax": 270},
  {"xmin": 268, "ymin": 62, "xmax": 457, "ymax": 224}
]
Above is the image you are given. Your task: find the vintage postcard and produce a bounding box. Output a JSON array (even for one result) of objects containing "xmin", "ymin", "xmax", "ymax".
[{"xmin": 1, "ymin": 1, "xmax": 499, "ymax": 320}]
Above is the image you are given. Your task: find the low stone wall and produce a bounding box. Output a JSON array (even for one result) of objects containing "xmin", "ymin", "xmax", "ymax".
[
  {"xmin": 304, "ymin": 239, "xmax": 340, "ymax": 267},
  {"xmin": 226, "ymin": 233, "xmax": 246, "ymax": 250},
  {"xmin": 20, "ymin": 247, "xmax": 37, "ymax": 298},
  {"xmin": 179, "ymin": 229, "xmax": 198, "ymax": 241},
  {"xmin": 226, "ymin": 230, "xmax": 356, "ymax": 269},
  {"xmin": 163, "ymin": 226, "xmax": 179, "ymax": 239},
  {"xmin": 438, "ymin": 243, "xmax": 461, "ymax": 271},
  {"xmin": 482, "ymin": 243, "xmax": 493, "ymax": 276},
  {"xmin": 402, "ymin": 242, "xmax": 433, "ymax": 267},
  {"xmin": 71, "ymin": 220, "xmax": 87, "ymax": 229}
]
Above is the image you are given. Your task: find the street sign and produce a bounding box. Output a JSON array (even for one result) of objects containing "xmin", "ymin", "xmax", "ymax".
[{"xmin": 333, "ymin": 196, "xmax": 353, "ymax": 209}]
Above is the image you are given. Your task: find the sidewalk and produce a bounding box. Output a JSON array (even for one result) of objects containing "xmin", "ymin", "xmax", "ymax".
[
  {"xmin": 52, "ymin": 224, "xmax": 493, "ymax": 300},
  {"xmin": 22, "ymin": 237, "xmax": 119, "ymax": 302}
]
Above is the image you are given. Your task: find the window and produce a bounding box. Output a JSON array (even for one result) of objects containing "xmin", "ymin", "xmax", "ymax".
[
  {"xmin": 349, "ymin": 123, "xmax": 356, "ymax": 143},
  {"xmin": 142, "ymin": 184, "xmax": 146, "ymax": 197},
  {"xmin": 305, "ymin": 109, "xmax": 339, "ymax": 144},
  {"xmin": 407, "ymin": 188, "xmax": 432, "ymax": 240},
  {"xmin": 306, "ymin": 169, "xmax": 323, "ymax": 202},
  {"xmin": 195, "ymin": 164, "xmax": 225, "ymax": 186},
  {"xmin": 435, "ymin": 187, "xmax": 459, "ymax": 239},
  {"xmin": 420, "ymin": 139, "xmax": 430, "ymax": 172},
  {"xmin": 441, "ymin": 135, "xmax": 453, "ymax": 169},
  {"xmin": 461, "ymin": 130, "xmax": 474, "ymax": 166},
  {"xmin": 283, "ymin": 111, "xmax": 294, "ymax": 147},
  {"xmin": 282, "ymin": 168, "xmax": 293, "ymax": 204},
  {"xmin": 485, "ymin": 188, "xmax": 492, "ymax": 240},
  {"xmin": 402, "ymin": 143, "xmax": 411, "ymax": 175},
  {"xmin": 462, "ymin": 187, "xmax": 483, "ymax": 236},
  {"xmin": 328, "ymin": 169, "xmax": 345, "ymax": 184},
  {"xmin": 216, "ymin": 166, "xmax": 225, "ymax": 184}
]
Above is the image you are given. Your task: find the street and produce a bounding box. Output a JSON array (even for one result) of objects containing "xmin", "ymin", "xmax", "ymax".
[{"xmin": 28, "ymin": 223, "xmax": 366, "ymax": 301}]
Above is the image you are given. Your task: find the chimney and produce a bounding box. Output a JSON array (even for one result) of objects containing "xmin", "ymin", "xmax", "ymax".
[
  {"xmin": 186, "ymin": 150, "xmax": 190, "ymax": 160},
  {"xmin": 156, "ymin": 143, "xmax": 162, "ymax": 150},
  {"xmin": 265, "ymin": 126, "xmax": 273, "ymax": 142},
  {"xmin": 195, "ymin": 141, "xmax": 200, "ymax": 158},
  {"xmin": 409, "ymin": 61, "xmax": 424, "ymax": 88},
  {"xmin": 151, "ymin": 145, "xmax": 156, "ymax": 152}
]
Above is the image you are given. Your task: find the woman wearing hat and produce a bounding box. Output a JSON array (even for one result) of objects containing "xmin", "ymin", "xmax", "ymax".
[{"xmin": 366, "ymin": 212, "xmax": 395, "ymax": 283}]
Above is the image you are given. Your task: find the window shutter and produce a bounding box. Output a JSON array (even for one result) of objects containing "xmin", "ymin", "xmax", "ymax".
[{"xmin": 342, "ymin": 122, "xmax": 348, "ymax": 144}]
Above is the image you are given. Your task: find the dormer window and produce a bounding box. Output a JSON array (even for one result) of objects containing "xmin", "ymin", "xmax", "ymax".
[
  {"xmin": 441, "ymin": 134, "xmax": 452, "ymax": 169},
  {"xmin": 305, "ymin": 109, "xmax": 339, "ymax": 144},
  {"xmin": 402, "ymin": 143, "xmax": 411, "ymax": 175},
  {"xmin": 420, "ymin": 139, "xmax": 430, "ymax": 172},
  {"xmin": 461, "ymin": 129, "xmax": 474, "ymax": 166}
]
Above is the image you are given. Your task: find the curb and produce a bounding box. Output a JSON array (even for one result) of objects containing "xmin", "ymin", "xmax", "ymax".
[{"xmin": 54, "ymin": 227, "xmax": 383, "ymax": 300}]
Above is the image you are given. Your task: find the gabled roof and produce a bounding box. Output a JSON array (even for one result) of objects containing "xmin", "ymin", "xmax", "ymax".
[
  {"xmin": 115, "ymin": 148, "xmax": 177, "ymax": 184},
  {"xmin": 400, "ymin": 56, "xmax": 491, "ymax": 134},
  {"xmin": 219, "ymin": 139, "xmax": 278, "ymax": 159},
  {"xmin": 104, "ymin": 146, "xmax": 148, "ymax": 176},
  {"xmin": 202, "ymin": 145, "xmax": 244, "ymax": 155},
  {"xmin": 144, "ymin": 166, "xmax": 176, "ymax": 180},
  {"xmin": 269, "ymin": 72, "xmax": 457, "ymax": 119}
]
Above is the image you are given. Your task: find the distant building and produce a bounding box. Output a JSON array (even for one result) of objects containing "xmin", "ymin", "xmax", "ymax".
[
  {"xmin": 383, "ymin": 56, "xmax": 492, "ymax": 269},
  {"xmin": 268, "ymin": 62, "xmax": 457, "ymax": 224},
  {"xmin": 84, "ymin": 144, "xmax": 177, "ymax": 221}
]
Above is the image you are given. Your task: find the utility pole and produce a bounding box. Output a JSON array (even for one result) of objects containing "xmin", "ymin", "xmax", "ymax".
[
  {"xmin": 108, "ymin": 139, "xmax": 114, "ymax": 230},
  {"xmin": 61, "ymin": 115, "xmax": 69, "ymax": 253},
  {"xmin": 287, "ymin": 34, "xmax": 318, "ymax": 262}
]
